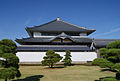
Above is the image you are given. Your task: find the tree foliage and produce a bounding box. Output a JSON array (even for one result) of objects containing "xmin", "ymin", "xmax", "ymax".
[
  {"xmin": 92, "ymin": 58, "xmax": 107, "ymax": 66},
  {"xmin": 42, "ymin": 50, "xmax": 63, "ymax": 68},
  {"xmin": 99, "ymin": 48, "xmax": 108, "ymax": 58},
  {"xmin": 107, "ymin": 49, "xmax": 120, "ymax": 63},
  {"xmin": 99, "ymin": 48, "xmax": 120, "ymax": 63},
  {"xmin": 99, "ymin": 41, "xmax": 120, "ymax": 63},
  {"xmin": 116, "ymin": 70, "xmax": 120, "ymax": 80},
  {"xmin": 0, "ymin": 53, "xmax": 21, "ymax": 81},
  {"xmin": 107, "ymin": 40, "xmax": 120, "ymax": 49},
  {"xmin": 0, "ymin": 67, "xmax": 20, "ymax": 81},
  {"xmin": 101, "ymin": 77, "xmax": 118, "ymax": 81},
  {"xmin": 0, "ymin": 39, "xmax": 21, "ymax": 81},
  {"xmin": 62, "ymin": 50, "xmax": 72, "ymax": 66},
  {"xmin": 112, "ymin": 63, "xmax": 120, "ymax": 71},
  {"xmin": 2, "ymin": 53, "xmax": 19, "ymax": 69},
  {"xmin": 0, "ymin": 60, "xmax": 5, "ymax": 67},
  {"xmin": 97, "ymin": 40, "xmax": 120, "ymax": 80},
  {"xmin": 0, "ymin": 39, "xmax": 17, "ymax": 54},
  {"xmin": 92, "ymin": 58, "xmax": 114, "ymax": 69}
]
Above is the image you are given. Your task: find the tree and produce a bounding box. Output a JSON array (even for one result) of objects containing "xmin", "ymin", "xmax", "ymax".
[
  {"xmin": 92, "ymin": 58, "xmax": 106, "ymax": 66},
  {"xmin": 0, "ymin": 53, "xmax": 21, "ymax": 79},
  {"xmin": 92, "ymin": 58, "xmax": 114, "ymax": 69},
  {"xmin": 0, "ymin": 60, "xmax": 5, "ymax": 67},
  {"xmin": 0, "ymin": 39, "xmax": 21, "ymax": 80},
  {"xmin": 107, "ymin": 49, "xmax": 120, "ymax": 63},
  {"xmin": 2, "ymin": 53, "xmax": 19, "ymax": 69},
  {"xmin": 99, "ymin": 48, "xmax": 120, "ymax": 63},
  {"xmin": 62, "ymin": 50, "xmax": 72, "ymax": 66},
  {"xmin": 99, "ymin": 48, "xmax": 108, "ymax": 58},
  {"xmin": 0, "ymin": 39, "xmax": 17, "ymax": 54},
  {"xmin": 0, "ymin": 67, "xmax": 20, "ymax": 81},
  {"xmin": 99, "ymin": 41, "xmax": 120, "ymax": 63},
  {"xmin": 101, "ymin": 77, "xmax": 117, "ymax": 81},
  {"xmin": 116, "ymin": 70, "xmax": 120, "ymax": 80},
  {"xmin": 107, "ymin": 40, "xmax": 120, "ymax": 49},
  {"xmin": 41, "ymin": 50, "xmax": 63, "ymax": 68},
  {"xmin": 96, "ymin": 41, "xmax": 120, "ymax": 80}
]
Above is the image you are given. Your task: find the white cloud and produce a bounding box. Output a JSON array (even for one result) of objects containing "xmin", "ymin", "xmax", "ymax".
[
  {"xmin": 24, "ymin": 19, "xmax": 31, "ymax": 25},
  {"xmin": 93, "ymin": 27, "xmax": 120, "ymax": 37}
]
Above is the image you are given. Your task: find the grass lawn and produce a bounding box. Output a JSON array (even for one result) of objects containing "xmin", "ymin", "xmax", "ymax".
[{"xmin": 0, "ymin": 65, "xmax": 115, "ymax": 81}]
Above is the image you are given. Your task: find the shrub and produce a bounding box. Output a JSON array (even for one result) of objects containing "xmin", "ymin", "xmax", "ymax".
[
  {"xmin": 99, "ymin": 60, "xmax": 114, "ymax": 69},
  {"xmin": 92, "ymin": 58, "xmax": 114, "ymax": 69},
  {"xmin": 2, "ymin": 53, "xmax": 19, "ymax": 69},
  {"xmin": 92, "ymin": 58, "xmax": 108, "ymax": 66},
  {"xmin": 115, "ymin": 70, "xmax": 120, "ymax": 80},
  {"xmin": 99, "ymin": 48, "xmax": 108, "ymax": 58},
  {"xmin": 112, "ymin": 63, "xmax": 120, "ymax": 71},
  {"xmin": 0, "ymin": 67, "xmax": 20, "ymax": 81},
  {"xmin": 116, "ymin": 71, "xmax": 120, "ymax": 80},
  {"xmin": 42, "ymin": 50, "xmax": 63, "ymax": 68},
  {"xmin": 106, "ymin": 49, "xmax": 120, "ymax": 63},
  {"xmin": 0, "ymin": 39, "xmax": 17, "ymax": 54},
  {"xmin": 0, "ymin": 60, "xmax": 5, "ymax": 67},
  {"xmin": 107, "ymin": 40, "xmax": 120, "ymax": 49},
  {"xmin": 62, "ymin": 50, "xmax": 72, "ymax": 66},
  {"xmin": 101, "ymin": 77, "xmax": 118, "ymax": 81}
]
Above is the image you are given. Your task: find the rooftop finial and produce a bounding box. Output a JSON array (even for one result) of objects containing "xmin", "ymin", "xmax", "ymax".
[{"xmin": 57, "ymin": 17, "xmax": 60, "ymax": 21}]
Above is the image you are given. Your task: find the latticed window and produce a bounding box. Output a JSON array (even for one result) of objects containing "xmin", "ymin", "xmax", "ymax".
[
  {"xmin": 63, "ymin": 38, "xmax": 72, "ymax": 42},
  {"xmin": 53, "ymin": 38, "xmax": 62, "ymax": 42}
]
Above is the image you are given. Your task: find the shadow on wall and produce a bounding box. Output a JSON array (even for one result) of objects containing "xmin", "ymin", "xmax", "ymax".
[{"xmin": 12, "ymin": 75, "xmax": 44, "ymax": 81}]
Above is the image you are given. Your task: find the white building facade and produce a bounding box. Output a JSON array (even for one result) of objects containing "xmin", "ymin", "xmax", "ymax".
[
  {"xmin": 16, "ymin": 18, "xmax": 115, "ymax": 64},
  {"xmin": 16, "ymin": 51, "xmax": 97, "ymax": 63}
]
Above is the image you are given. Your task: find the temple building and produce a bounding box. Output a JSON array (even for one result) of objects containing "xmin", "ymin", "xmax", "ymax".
[{"xmin": 16, "ymin": 18, "xmax": 120, "ymax": 64}]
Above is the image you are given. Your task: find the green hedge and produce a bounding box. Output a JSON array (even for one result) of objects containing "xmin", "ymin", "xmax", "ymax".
[{"xmin": 101, "ymin": 77, "xmax": 118, "ymax": 81}]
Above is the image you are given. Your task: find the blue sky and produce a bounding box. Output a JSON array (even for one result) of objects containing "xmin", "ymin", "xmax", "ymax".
[{"xmin": 0, "ymin": 0, "xmax": 120, "ymax": 44}]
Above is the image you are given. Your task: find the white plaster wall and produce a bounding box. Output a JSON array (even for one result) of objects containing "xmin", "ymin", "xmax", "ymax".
[
  {"xmin": 79, "ymin": 33, "xmax": 87, "ymax": 36},
  {"xmin": 33, "ymin": 32, "xmax": 41, "ymax": 37},
  {"xmin": 16, "ymin": 52, "xmax": 97, "ymax": 63}
]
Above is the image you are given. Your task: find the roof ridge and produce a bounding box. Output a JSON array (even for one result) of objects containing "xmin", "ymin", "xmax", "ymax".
[
  {"xmin": 27, "ymin": 19, "xmax": 57, "ymax": 29},
  {"xmin": 27, "ymin": 18, "xmax": 95, "ymax": 31}
]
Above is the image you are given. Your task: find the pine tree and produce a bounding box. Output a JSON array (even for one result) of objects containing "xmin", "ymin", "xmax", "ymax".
[
  {"xmin": 62, "ymin": 50, "xmax": 72, "ymax": 66},
  {"xmin": 42, "ymin": 50, "xmax": 63, "ymax": 68}
]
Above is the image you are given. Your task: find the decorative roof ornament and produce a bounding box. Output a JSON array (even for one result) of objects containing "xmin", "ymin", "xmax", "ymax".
[
  {"xmin": 57, "ymin": 17, "xmax": 60, "ymax": 21},
  {"xmin": 90, "ymin": 39, "xmax": 96, "ymax": 50},
  {"xmin": 60, "ymin": 32, "xmax": 67, "ymax": 36}
]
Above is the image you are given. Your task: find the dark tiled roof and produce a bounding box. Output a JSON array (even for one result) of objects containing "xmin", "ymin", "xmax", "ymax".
[
  {"xmin": 26, "ymin": 19, "xmax": 95, "ymax": 36},
  {"xmin": 16, "ymin": 36, "xmax": 92, "ymax": 45},
  {"xmin": 17, "ymin": 45, "xmax": 91, "ymax": 51},
  {"xmin": 73, "ymin": 37, "xmax": 92, "ymax": 43},
  {"xmin": 94, "ymin": 39, "xmax": 120, "ymax": 47},
  {"xmin": 16, "ymin": 37, "xmax": 51, "ymax": 42}
]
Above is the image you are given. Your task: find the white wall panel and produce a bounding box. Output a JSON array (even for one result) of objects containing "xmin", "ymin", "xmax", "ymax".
[
  {"xmin": 16, "ymin": 52, "xmax": 97, "ymax": 63},
  {"xmin": 34, "ymin": 32, "xmax": 41, "ymax": 37}
]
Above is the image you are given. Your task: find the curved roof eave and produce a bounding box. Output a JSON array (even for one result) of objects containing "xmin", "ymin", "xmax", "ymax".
[{"xmin": 25, "ymin": 19, "xmax": 96, "ymax": 37}]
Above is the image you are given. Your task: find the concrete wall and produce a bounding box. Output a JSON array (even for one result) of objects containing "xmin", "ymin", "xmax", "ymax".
[{"xmin": 16, "ymin": 52, "xmax": 97, "ymax": 63}]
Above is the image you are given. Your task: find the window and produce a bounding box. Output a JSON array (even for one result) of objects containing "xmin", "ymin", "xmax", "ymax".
[
  {"xmin": 63, "ymin": 38, "xmax": 72, "ymax": 43},
  {"xmin": 53, "ymin": 38, "xmax": 62, "ymax": 42}
]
